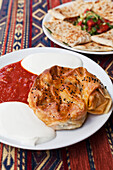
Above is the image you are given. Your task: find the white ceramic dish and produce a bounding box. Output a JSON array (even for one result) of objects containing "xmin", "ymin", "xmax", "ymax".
[
  {"xmin": 42, "ymin": 2, "xmax": 113, "ymax": 55},
  {"xmin": 0, "ymin": 47, "xmax": 113, "ymax": 150}
]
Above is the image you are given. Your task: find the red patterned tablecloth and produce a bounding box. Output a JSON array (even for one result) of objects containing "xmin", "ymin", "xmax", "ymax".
[{"xmin": 0, "ymin": 0, "xmax": 113, "ymax": 169}]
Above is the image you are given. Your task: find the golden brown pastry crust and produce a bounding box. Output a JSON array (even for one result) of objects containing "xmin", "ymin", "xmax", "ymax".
[
  {"xmin": 71, "ymin": 67, "xmax": 112, "ymax": 114},
  {"xmin": 28, "ymin": 66, "xmax": 87, "ymax": 130},
  {"xmin": 28, "ymin": 66, "xmax": 112, "ymax": 130}
]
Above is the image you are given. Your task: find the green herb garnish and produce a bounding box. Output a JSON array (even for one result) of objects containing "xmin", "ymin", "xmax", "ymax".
[
  {"xmin": 63, "ymin": 42, "xmax": 69, "ymax": 46},
  {"xmin": 106, "ymin": 22, "xmax": 113, "ymax": 29},
  {"xmin": 45, "ymin": 27, "xmax": 52, "ymax": 34}
]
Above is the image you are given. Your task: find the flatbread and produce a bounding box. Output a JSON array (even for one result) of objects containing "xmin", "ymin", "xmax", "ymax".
[
  {"xmin": 48, "ymin": 0, "xmax": 93, "ymax": 20},
  {"xmin": 93, "ymin": 0, "xmax": 113, "ymax": 23},
  {"xmin": 74, "ymin": 42, "xmax": 113, "ymax": 51},
  {"xmin": 91, "ymin": 29, "xmax": 113, "ymax": 47},
  {"xmin": 44, "ymin": 20, "xmax": 91, "ymax": 47}
]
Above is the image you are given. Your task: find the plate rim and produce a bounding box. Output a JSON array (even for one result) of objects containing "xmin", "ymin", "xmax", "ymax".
[
  {"xmin": 42, "ymin": 1, "xmax": 113, "ymax": 55},
  {"xmin": 0, "ymin": 47, "xmax": 113, "ymax": 150}
]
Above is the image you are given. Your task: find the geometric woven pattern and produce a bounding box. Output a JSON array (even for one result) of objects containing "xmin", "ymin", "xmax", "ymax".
[
  {"xmin": 32, "ymin": 0, "xmax": 51, "ymax": 48},
  {"xmin": 0, "ymin": 0, "xmax": 113, "ymax": 169},
  {"xmin": 0, "ymin": 0, "xmax": 9, "ymax": 55}
]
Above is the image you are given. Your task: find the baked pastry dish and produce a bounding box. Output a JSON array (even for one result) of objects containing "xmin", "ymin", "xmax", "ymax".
[{"xmin": 28, "ymin": 66, "xmax": 112, "ymax": 130}]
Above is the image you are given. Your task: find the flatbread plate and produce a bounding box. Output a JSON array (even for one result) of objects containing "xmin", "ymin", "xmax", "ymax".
[
  {"xmin": 42, "ymin": 2, "xmax": 113, "ymax": 55},
  {"xmin": 0, "ymin": 47, "xmax": 113, "ymax": 150}
]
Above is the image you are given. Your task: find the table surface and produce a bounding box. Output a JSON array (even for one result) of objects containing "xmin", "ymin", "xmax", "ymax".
[{"xmin": 0, "ymin": 0, "xmax": 113, "ymax": 169}]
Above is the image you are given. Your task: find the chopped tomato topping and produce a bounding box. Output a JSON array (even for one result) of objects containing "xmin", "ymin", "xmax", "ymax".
[
  {"xmin": 84, "ymin": 9, "xmax": 90, "ymax": 13},
  {"xmin": 88, "ymin": 26, "xmax": 91, "ymax": 32},
  {"xmin": 97, "ymin": 24, "xmax": 109, "ymax": 33},
  {"xmin": 74, "ymin": 9, "xmax": 113, "ymax": 35},
  {"xmin": 97, "ymin": 19, "xmax": 102, "ymax": 25},
  {"xmin": 87, "ymin": 19, "xmax": 96, "ymax": 27},
  {"xmin": 77, "ymin": 21, "xmax": 82, "ymax": 26},
  {"xmin": 103, "ymin": 18, "xmax": 110, "ymax": 23}
]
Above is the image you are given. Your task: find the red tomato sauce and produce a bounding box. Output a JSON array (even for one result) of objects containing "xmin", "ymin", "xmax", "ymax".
[{"xmin": 0, "ymin": 61, "xmax": 37, "ymax": 104}]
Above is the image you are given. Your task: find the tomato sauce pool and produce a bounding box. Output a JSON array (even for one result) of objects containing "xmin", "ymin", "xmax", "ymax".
[{"xmin": 0, "ymin": 61, "xmax": 37, "ymax": 103}]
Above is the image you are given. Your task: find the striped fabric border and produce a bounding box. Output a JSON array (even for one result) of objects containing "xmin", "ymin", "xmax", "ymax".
[
  {"xmin": 0, "ymin": 0, "xmax": 9, "ymax": 55},
  {"xmin": 0, "ymin": 0, "xmax": 113, "ymax": 169},
  {"xmin": 0, "ymin": 1, "xmax": 3, "ymax": 10}
]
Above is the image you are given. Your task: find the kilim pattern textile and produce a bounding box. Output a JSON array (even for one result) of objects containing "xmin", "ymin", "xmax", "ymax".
[{"xmin": 0, "ymin": 0, "xmax": 113, "ymax": 169}]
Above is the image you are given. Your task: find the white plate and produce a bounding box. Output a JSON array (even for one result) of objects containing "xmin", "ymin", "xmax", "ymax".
[
  {"xmin": 0, "ymin": 47, "xmax": 113, "ymax": 150},
  {"xmin": 42, "ymin": 2, "xmax": 113, "ymax": 55}
]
